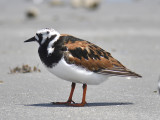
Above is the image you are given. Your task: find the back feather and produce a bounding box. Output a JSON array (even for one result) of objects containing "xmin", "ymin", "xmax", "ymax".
[{"xmin": 63, "ymin": 35, "xmax": 142, "ymax": 78}]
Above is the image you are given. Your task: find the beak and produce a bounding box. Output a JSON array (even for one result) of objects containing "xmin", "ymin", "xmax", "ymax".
[{"xmin": 24, "ymin": 37, "xmax": 36, "ymax": 43}]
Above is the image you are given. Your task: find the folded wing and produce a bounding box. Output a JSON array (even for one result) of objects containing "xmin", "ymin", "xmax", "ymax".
[{"xmin": 63, "ymin": 35, "xmax": 142, "ymax": 78}]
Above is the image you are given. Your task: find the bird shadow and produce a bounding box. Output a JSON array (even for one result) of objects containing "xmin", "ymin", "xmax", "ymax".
[{"xmin": 24, "ymin": 102, "xmax": 133, "ymax": 107}]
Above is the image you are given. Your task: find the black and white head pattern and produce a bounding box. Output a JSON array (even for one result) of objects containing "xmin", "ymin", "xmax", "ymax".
[{"xmin": 35, "ymin": 28, "xmax": 60, "ymax": 54}]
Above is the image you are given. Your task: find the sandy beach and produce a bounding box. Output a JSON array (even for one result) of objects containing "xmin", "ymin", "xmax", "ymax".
[{"xmin": 0, "ymin": 0, "xmax": 160, "ymax": 119}]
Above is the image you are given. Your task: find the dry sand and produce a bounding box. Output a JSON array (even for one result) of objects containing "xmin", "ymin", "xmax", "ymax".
[{"xmin": 0, "ymin": 0, "xmax": 160, "ymax": 120}]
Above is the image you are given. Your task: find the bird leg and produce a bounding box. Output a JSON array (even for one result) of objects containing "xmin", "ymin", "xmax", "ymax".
[
  {"xmin": 67, "ymin": 84, "xmax": 87, "ymax": 107},
  {"xmin": 52, "ymin": 82, "xmax": 76, "ymax": 105}
]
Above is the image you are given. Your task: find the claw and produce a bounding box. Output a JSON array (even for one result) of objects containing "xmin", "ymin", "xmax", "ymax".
[
  {"xmin": 68, "ymin": 100, "xmax": 75, "ymax": 104},
  {"xmin": 67, "ymin": 102, "xmax": 87, "ymax": 107},
  {"xmin": 52, "ymin": 100, "xmax": 75, "ymax": 105},
  {"xmin": 52, "ymin": 102, "xmax": 68, "ymax": 105}
]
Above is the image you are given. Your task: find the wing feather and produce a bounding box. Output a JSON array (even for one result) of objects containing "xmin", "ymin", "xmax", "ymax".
[{"xmin": 63, "ymin": 35, "xmax": 142, "ymax": 78}]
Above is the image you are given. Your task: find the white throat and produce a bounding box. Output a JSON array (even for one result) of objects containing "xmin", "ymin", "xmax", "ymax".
[{"xmin": 47, "ymin": 33, "xmax": 60, "ymax": 55}]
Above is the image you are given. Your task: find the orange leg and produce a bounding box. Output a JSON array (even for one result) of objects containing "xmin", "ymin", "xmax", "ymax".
[
  {"xmin": 67, "ymin": 84, "xmax": 87, "ymax": 107},
  {"xmin": 52, "ymin": 82, "xmax": 76, "ymax": 105}
]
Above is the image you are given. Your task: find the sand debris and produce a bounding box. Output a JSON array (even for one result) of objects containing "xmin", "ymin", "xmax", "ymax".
[
  {"xmin": 9, "ymin": 64, "xmax": 41, "ymax": 74},
  {"xmin": 26, "ymin": 7, "xmax": 39, "ymax": 18}
]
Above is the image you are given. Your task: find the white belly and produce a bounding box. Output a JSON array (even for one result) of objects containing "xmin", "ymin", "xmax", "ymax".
[{"xmin": 46, "ymin": 57, "xmax": 109, "ymax": 85}]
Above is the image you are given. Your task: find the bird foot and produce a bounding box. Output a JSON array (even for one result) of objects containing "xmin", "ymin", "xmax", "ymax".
[
  {"xmin": 67, "ymin": 102, "xmax": 87, "ymax": 107},
  {"xmin": 52, "ymin": 100, "xmax": 75, "ymax": 105}
]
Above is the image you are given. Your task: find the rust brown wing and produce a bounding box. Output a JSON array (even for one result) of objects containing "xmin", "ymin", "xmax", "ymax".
[{"xmin": 63, "ymin": 35, "xmax": 142, "ymax": 78}]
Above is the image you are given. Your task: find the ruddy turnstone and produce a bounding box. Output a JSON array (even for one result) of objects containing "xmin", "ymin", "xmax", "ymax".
[{"xmin": 25, "ymin": 28, "xmax": 142, "ymax": 107}]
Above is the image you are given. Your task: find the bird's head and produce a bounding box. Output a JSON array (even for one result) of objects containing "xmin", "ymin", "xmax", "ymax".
[{"xmin": 24, "ymin": 28, "xmax": 60, "ymax": 46}]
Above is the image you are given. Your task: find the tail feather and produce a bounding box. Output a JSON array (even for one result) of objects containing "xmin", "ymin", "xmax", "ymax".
[{"xmin": 96, "ymin": 68, "xmax": 142, "ymax": 78}]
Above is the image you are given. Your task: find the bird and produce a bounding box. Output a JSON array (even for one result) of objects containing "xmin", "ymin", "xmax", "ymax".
[{"xmin": 24, "ymin": 28, "xmax": 142, "ymax": 107}]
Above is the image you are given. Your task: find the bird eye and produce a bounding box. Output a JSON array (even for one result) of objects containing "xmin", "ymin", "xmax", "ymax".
[{"xmin": 47, "ymin": 31, "xmax": 49, "ymax": 34}]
